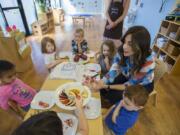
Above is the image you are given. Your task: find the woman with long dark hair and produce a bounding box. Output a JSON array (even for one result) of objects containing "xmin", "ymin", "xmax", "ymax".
[{"xmin": 85, "ymin": 26, "xmax": 155, "ymax": 105}]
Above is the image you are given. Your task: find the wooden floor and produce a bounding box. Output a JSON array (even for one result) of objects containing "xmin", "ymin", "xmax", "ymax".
[{"xmin": 1, "ymin": 15, "xmax": 180, "ymax": 135}]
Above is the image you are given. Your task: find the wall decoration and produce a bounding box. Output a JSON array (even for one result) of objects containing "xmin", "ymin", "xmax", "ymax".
[{"xmin": 61, "ymin": 0, "xmax": 103, "ymax": 14}]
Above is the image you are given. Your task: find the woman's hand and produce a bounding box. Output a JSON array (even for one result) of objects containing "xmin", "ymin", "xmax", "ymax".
[
  {"xmin": 83, "ymin": 76, "xmax": 104, "ymax": 92},
  {"xmin": 106, "ymin": 22, "xmax": 117, "ymax": 30}
]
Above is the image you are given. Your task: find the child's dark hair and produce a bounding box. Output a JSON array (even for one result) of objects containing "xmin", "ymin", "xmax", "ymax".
[
  {"xmin": 41, "ymin": 37, "xmax": 56, "ymax": 53},
  {"xmin": 75, "ymin": 28, "xmax": 84, "ymax": 37},
  {"xmin": 11, "ymin": 111, "xmax": 63, "ymax": 135},
  {"xmin": 100, "ymin": 40, "xmax": 116, "ymax": 59},
  {"xmin": 119, "ymin": 26, "xmax": 151, "ymax": 75},
  {"xmin": 0, "ymin": 60, "xmax": 15, "ymax": 77},
  {"xmin": 124, "ymin": 85, "xmax": 149, "ymax": 106}
]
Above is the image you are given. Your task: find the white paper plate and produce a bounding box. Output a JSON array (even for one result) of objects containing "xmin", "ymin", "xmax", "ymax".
[
  {"xmin": 85, "ymin": 63, "xmax": 101, "ymax": 73},
  {"xmin": 31, "ymin": 91, "xmax": 55, "ymax": 110},
  {"xmin": 55, "ymin": 82, "xmax": 91, "ymax": 110},
  {"xmin": 57, "ymin": 113, "xmax": 78, "ymax": 135},
  {"xmin": 83, "ymin": 97, "xmax": 101, "ymax": 119}
]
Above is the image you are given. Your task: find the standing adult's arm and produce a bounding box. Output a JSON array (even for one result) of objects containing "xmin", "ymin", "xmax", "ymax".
[{"xmin": 115, "ymin": 0, "xmax": 130, "ymax": 25}]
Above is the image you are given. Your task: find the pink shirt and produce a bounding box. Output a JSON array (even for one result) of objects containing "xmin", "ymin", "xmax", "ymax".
[{"xmin": 0, "ymin": 78, "xmax": 36, "ymax": 110}]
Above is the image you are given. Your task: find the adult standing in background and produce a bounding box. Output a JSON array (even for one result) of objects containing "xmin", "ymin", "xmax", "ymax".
[{"xmin": 103, "ymin": 0, "xmax": 130, "ymax": 48}]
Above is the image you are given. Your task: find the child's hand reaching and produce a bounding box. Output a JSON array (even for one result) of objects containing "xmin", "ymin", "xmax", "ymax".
[
  {"xmin": 75, "ymin": 96, "xmax": 83, "ymax": 110},
  {"xmin": 83, "ymin": 75, "xmax": 103, "ymax": 92},
  {"xmin": 112, "ymin": 100, "xmax": 123, "ymax": 123}
]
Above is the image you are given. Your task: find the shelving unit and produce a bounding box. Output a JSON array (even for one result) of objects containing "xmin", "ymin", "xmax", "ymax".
[
  {"xmin": 52, "ymin": 8, "xmax": 65, "ymax": 25},
  {"xmin": 152, "ymin": 20, "xmax": 180, "ymax": 71},
  {"xmin": 31, "ymin": 11, "xmax": 54, "ymax": 36},
  {"xmin": 46, "ymin": 11, "xmax": 54, "ymax": 31},
  {"xmin": 31, "ymin": 20, "xmax": 49, "ymax": 36}
]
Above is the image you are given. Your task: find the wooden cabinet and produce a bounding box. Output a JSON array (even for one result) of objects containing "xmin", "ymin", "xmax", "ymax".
[
  {"xmin": 31, "ymin": 11, "xmax": 54, "ymax": 36},
  {"xmin": 46, "ymin": 11, "xmax": 54, "ymax": 31},
  {"xmin": 31, "ymin": 20, "xmax": 49, "ymax": 36},
  {"xmin": 152, "ymin": 20, "xmax": 180, "ymax": 72}
]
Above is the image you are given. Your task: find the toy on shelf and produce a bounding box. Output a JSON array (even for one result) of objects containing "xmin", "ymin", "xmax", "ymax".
[
  {"xmin": 166, "ymin": 4, "xmax": 180, "ymax": 22},
  {"xmin": 32, "ymin": 10, "xmax": 55, "ymax": 36}
]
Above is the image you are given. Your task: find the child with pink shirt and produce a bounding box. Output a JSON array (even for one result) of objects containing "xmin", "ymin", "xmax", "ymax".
[{"xmin": 0, "ymin": 60, "xmax": 36, "ymax": 112}]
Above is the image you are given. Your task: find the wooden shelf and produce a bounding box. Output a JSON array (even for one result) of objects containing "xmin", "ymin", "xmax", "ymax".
[
  {"xmin": 31, "ymin": 11, "xmax": 54, "ymax": 35},
  {"xmin": 154, "ymin": 44, "xmax": 177, "ymax": 61},
  {"xmin": 153, "ymin": 20, "xmax": 180, "ymax": 71},
  {"xmin": 158, "ymin": 32, "xmax": 180, "ymax": 45},
  {"xmin": 164, "ymin": 20, "xmax": 180, "ymax": 26},
  {"xmin": 158, "ymin": 32, "xmax": 169, "ymax": 38}
]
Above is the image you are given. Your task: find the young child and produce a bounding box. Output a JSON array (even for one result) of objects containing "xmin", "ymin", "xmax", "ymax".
[
  {"xmin": 104, "ymin": 85, "xmax": 149, "ymax": 135},
  {"xmin": 0, "ymin": 60, "xmax": 36, "ymax": 112},
  {"xmin": 12, "ymin": 97, "xmax": 88, "ymax": 135},
  {"xmin": 72, "ymin": 28, "xmax": 89, "ymax": 62},
  {"xmin": 96, "ymin": 40, "xmax": 116, "ymax": 77},
  {"xmin": 41, "ymin": 37, "xmax": 62, "ymax": 70}
]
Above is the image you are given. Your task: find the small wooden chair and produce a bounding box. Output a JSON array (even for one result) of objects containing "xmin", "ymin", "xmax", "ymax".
[
  {"xmin": 8, "ymin": 100, "xmax": 26, "ymax": 119},
  {"xmin": 149, "ymin": 59, "xmax": 168, "ymax": 106},
  {"xmin": 85, "ymin": 16, "xmax": 94, "ymax": 27}
]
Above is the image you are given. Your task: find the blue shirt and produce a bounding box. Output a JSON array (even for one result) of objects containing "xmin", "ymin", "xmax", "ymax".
[
  {"xmin": 71, "ymin": 39, "xmax": 88, "ymax": 54},
  {"xmin": 105, "ymin": 102, "xmax": 139, "ymax": 135}
]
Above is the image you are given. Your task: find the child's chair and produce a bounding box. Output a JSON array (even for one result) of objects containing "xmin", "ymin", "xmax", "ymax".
[
  {"xmin": 85, "ymin": 16, "xmax": 94, "ymax": 27},
  {"xmin": 8, "ymin": 100, "xmax": 26, "ymax": 119},
  {"xmin": 149, "ymin": 59, "xmax": 168, "ymax": 106}
]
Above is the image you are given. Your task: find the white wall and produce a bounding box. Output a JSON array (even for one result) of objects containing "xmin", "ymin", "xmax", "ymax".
[
  {"xmin": 124, "ymin": 0, "xmax": 176, "ymax": 43},
  {"xmin": 61, "ymin": 0, "xmax": 103, "ymax": 15}
]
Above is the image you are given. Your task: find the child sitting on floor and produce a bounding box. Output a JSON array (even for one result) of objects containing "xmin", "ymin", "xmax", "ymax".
[
  {"xmin": 96, "ymin": 40, "xmax": 116, "ymax": 77},
  {"xmin": 104, "ymin": 85, "xmax": 149, "ymax": 135},
  {"xmin": 72, "ymin": 28, "xmax": 89, "ymax": 62},
  {"xmin": 0, "ymin": 60, "xmax": 36, "ymax": 113},
  {"xmin": 41, "ymin": 37, "xmax": 62, "ymax": 70}
]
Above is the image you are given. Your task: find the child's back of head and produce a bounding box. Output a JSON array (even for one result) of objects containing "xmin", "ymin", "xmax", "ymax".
[
  {"xmin": 12, "ymin": 111, "xmax": 63, "ymax": 135},
  {"xmin": 124, "ymin": 85, "xmax": 149, "ymax": 108},
  {"xmin": 0, "ymin": 60, "xmax": 16, "ymax": 85},
  {"xmin": 0, "ymin": 60, "xmax": 15, "ymax": 77}
]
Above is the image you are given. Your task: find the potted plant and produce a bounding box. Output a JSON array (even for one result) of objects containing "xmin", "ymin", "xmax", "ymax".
[{"xmin": 36, "ymin": 0, "xmax": 46, "ymax": 13}]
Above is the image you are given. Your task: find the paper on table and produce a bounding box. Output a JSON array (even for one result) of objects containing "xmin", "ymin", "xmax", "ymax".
[{"xmin": 50, "ymin": 62, "xmax": 77, "ymax": 80}]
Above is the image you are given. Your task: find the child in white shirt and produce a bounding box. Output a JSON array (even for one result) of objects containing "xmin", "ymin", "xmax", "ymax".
[{"xmin": 41, "ymin": 37, "xmax": 62, "ymax": 70}]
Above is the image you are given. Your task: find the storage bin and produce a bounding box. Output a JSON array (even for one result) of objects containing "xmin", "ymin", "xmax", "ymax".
[
  {"xmin": 160, "ymin": 27, "xmax": 168, "ymax": 35},
  {"xmin": 166, "ymin": 44, "xmax": 180, "ymax": 56}
]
